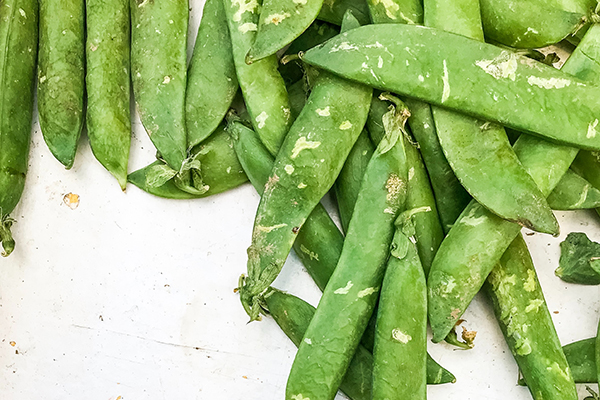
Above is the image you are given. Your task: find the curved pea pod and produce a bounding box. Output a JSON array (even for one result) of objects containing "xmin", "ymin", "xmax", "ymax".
[
  {"xmin": 366, "ymin": 0, "xmax": 421, "ymax": 24},
  {"xmin": 224, "ymin": 0, "xmax": 292, "ymax": 156},
  {"xmin": 128, "ymin": 126, "xmax": 247, "ymax": 199},
  {"xmin": 373, "ymin": 226, "xmax": 427, "ymax": 400},
  {"xmin": 485, "ymin": 234, "xmax": 578, "ymax": 400},
  {"xmin": 562, "ymin": 338, "xmax": 597, "ymax": 384},
  {"xmin": 131, "ymin": 0, "xmax": 188, "ymax": 171},
  {"xmin": 317, "ymin": 0, "xmax": 370, "ymax": 25},
  {"xmin": 0, "ymin": 0, "xmax": 38, "ymax": 257},
  {"xmin": 480, "ymin": 0, "xmax": 590, "ymax": 49},
  {"xmin": 86, "ymin": 0, "xmax": 131, "ymax": 191},
  {"xmin": 186, "ymin": 0, "xmax": 238, "ymax": 149},
  {"xmin": 554, "ymin": 232, "xmax": 600, "ymax": 285},
  {"xmin": 547, "ymin": 170, "xmax": 600, "ymax": 210},
  {"xmin": 38, "ymin": 0, "xmax": 85, "ymax": 169},
  {"xmin": 285, "ymin": 99, "xmax": 407, "ymax": 400},
  {"xmin": 302, "ymin": 24, "xmax": 600, "ymax": 151}
]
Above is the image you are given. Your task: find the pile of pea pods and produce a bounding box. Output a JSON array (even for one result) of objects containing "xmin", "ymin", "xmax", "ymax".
[{"xmin": 4, "ymin": 0, "xmax": 600, "ymax": 398}]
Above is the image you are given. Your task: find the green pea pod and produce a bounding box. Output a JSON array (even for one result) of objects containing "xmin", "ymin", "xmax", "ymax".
[
  {"xmin": 480, "ymin": 0, "xmax": 590, "ymax": 49},
  {"xmin": 86, "ymin": 0, "xmax": 131, "ymax": 191},
  {"xmin": 247, "ymin": 0, "xmax": 326, "ymax": 63},
  {"xmin": 404, "ymin": 98, "xmax": 470, "ymax": 233},
  {"xmin": 373, "ymin": 226, "xmax": 427, "ymax": 400},
  {"xmin": 224, "ymin": 0, "xmax": 292, "ymax": 156},
  {"xmin": 317, "ymin": 0, "xmax": 370, "ymax": 25},
  {"xmin": 334, "ymin": 130, "xmax": 374, "ymax": 233},
  {"xmin": 424, "ymin": 0, "xmax": 483, "ymax": 40},
  {"xmin": 186, "ymin": 0, "xmax": 238, "ymax": 149},
  {"xmin": 287, "ymin": 80, "xmax": 308, "ymax": 122},
  {"xmin": 128, "ymin": 125, "xmax": 247, "ymax": 199},
  {"xmin": 0, "ymin": 0, "xmax": 38, "ymax": 257},
  {"xmin": 547, "ymin": 170, "xmax": 600, "ymax": 210},
  {"xmin": 302, "ymin": 24, "xmax": 600, "ymax": 151},
  {"xmin": 597, "ymin": 321, "xmax": 600, "ymax": 389},
  {"xmin": 285, "ymin": 98, "xmax": 407, "ymax": 400},
  {"xmin": 131, "ymin": 0, "xmax": 188, "ymax": 171},
  {"xmin": 38, "ymin": 0, "xmax": 85, "ymax": 169},
  {"xmin": 554, "ymin": 232, "xmax": 600, "ymax": 285},
  {"xmin": 237, "ymin": 15, "xmax": 372, "ymax": 321},
  {"xmin": 366, "ymin": 0, "xmax": 422, "ymax": 24},
  {"xmin": 485, "ymin": 234, "xmax": 577, "ymax": 400}
]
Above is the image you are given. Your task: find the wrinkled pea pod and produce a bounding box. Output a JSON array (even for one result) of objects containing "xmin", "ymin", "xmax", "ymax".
[
  {"xmin": 547, "ymin": 170, "xmax": 600, "ymax": 210},
  {"xmin": 302, "ymin": 24, "xmax": 600, "ymax": 151},
  {"xmin": 555, "ymin": 232, "xmax": 600, "ymax": 285},
  {"xmin": 0, "ymin": 0, "xmax": 38, "ymax": 257},
  {"xmin": 237, "ymin": 11, "xmax": 372, "ymax": 322},
  {"xmin": 425, "ymin": 0, "xmax": 558, "ymax": 235},
  {"xmin": 186, "ymin": 0, "xmax": 238, "ymax": 149},
  {"xmin": 286, "ymin": 93, "xmax": 407, "ymax": 400},
  {"xmin": 86, "ymin": 0, "xmax": 131, "ymax": 190},
  {"xmin": 485, "ymin": 234, "xmax": 577, "ymax": 400},
  {"xmin": 317, "ymin": 0, "xmax": 370, "ymax": 25},
  {"xmin": 38, "ymin": 0, "xmax": 85, "ymax": 169}
]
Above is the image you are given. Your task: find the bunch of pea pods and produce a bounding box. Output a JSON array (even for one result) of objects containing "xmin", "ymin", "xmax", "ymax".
[{"xmin": 3, "ymin": 0, "xmax": 600, "ymax": 398}]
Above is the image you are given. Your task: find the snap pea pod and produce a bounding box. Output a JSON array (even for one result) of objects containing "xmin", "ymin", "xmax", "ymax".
[
  {"xmin": 547, "ymin": 170, "xmax": 600, "ymax": 210},
  {"xmin": 38, "ymin": 0, "xmax": 85, "ymax": 169},
  {"xmin": 238, "ymin": 12, "xmax": 372, "ymax": 321},
  {"xmin": 571, "ymin": 150, "xmax": 600, "ymax": 217},
  {"xmin": 0, "ymin": 0, "xmax": 38, "ymax": 257},
  {"xmin": 86, "ymin": 0, "xmax": 131, "ymax": 191},
  {"xmin": 186, "ymin": 0, "xmax": 238, "ymax": 149},
  {"xmin": 373, "ymin": 225, "xmax": 427, "ymax": 400},
  {"xmin": 317, "ymin": 0, "xmax": 370, "ymax": 25},
  {"xmin": 224, "ymin": 0, "xmax": 292, "ymax": 156},
  {"xmin": 480, "ymin": 0, "xmax": 591, "ymax": 49},
  {"xmin": 485, "ymin": 234, "xmax": 577, "ymax": 400},
  {"xmin": 425, "ymin": 0, "xmax": 558, "ymax": 235},
  {"xmin": 131, "ymin": 0, "xmax": 188, "ymax": 172},
  {"xmin": 285, "ymin": 98, "xmax": 407, "ymax": 400},
  {"xmin": 263, "ymin": 288, "xmax": 455, "ymax": 400},
  {"xmin": 425, "ymin": 24, "xmax": 600, "ymax": 343},
  {"xmin": 128, "ymin": 125, "xmax": 247, "ymax": 199},
  {"xmin": 366, "ymin": 0, "xmax": 422, "ymax": 25},
  {"xmin": 302, "ymin": 24, "xmax": 600, "ymax": 151}
]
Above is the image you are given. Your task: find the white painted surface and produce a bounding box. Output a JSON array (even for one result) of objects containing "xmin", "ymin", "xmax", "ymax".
[{"xmin": 1, "ymin": 2, "xmax": 599, "ymax": 399}]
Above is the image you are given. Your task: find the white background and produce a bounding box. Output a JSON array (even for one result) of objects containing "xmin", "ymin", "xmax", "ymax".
[{"xmin": 1, "ymin": 1, "xmax": 599, "ymax": 399}]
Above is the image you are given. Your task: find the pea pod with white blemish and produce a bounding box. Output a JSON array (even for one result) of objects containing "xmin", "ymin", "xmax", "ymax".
[
  {"xmin": 285, "ymin": 97, "xmax": 408, "ymax": 400},
  {"xmin": 86, "ymin": 0, "xmax": 131, "ymax": 190},
  {"xmin": 0, "ymin": 0, "xmax": 38, "ymax": 257},
  {"xmin": 186, "ymin": 0, "xmax": 238, "ymax": 149},
  {"xmin": 366, "ymin": 0, "xmax": 422, "ymax": 25},
  {"xmin": 38, "ymin": 0, "xmax": 85, "ymax": 169},
  {"xmin": 547, "ymin": 170, "xmax": 600, "ymax": 210},
  {"xmin": 317, "ymin": 0, "xmax": 370, "ymax": 25},
  {"xmin": 302, "ymin": 24, "xmax": 600, "ymax": 151},
  {"xmin": 223, "ymin": 0, "xmax": 293, "ymax": 156},
  {"xmin": 484, "ymin": 234, "xmax": 577, "ymax": 400}
]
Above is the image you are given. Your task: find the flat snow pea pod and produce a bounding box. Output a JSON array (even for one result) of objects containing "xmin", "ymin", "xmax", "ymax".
[
  {"xmin": 86, "ymin": 0, "xmax": 131, "ymax": 191},
  {"xmin": 224, "ymin": 0, "xmax": 292, "ymax": 156},
  {"xmin": 237, "ymin": 16, "xmax": 372, "ymax": 321},
  {"xmin": 404, "ymin": 98, "xmax": 470, "ymax": 233},
  {"xmin": 317, "ymin": 0, "xmax": 370, "ymax": 25},
  {"xmin": 0, "ymin": 0, "xmax": 38, "ymax": 257},
  {"xmin": 38, "ymin": 0, "xmax": 85, "ymax": 169},
  {"xmin": 485, "ymin": 234, "xmax": 577, "ymax": 400},
  {"xmin": 131, "ymin": 0, "xmax": 188, "ymax": 171},
  {"xmin": 334, "ymin": 130, "xmax": 374, "ymax": 233},
  {"xmin": 373, "ymin": 226, "xmax": 427, "ymax": 400},
  {"xmin": 302, "ymin": 24, "xmax": 600, "ymax": 151},
  {"xmin": 366, "ymin": 0, "xmax": 421, "ymax": 24},
  {"xmin": 128, "ymin": 125, "xmax": 247, "ymax": 199},
  {"xmin": 547, "ymin": 170, "xmax": 600, "ymax": 210},
  {"xmin": 424, "ymin": 0, "xmax": 483, "ymax": 40},
  {"xmin": 186, "ymin": 0, "xmax": 238, "ymax": 149},
  {"xmin": 285, "ymin": 99, "xmax": 408, "ymax": 400}
]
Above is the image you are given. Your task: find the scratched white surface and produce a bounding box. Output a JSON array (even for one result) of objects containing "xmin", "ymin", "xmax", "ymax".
[{"xmin": 1, "ymin": 2, "xmax": 600, "ymax": 399}]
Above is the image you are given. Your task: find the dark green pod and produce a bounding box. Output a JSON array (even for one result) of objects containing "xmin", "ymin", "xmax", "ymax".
[
  {"xmin": 547, "ymin": 170, "xmax": 600, "ymax": 210},
  {"xmin": 38, "ymin": 0, "xmax": 85, "ymax": 168},
  {"xmin": 317, "ymin": 0, "xmax": 370, "ymax": 25},
  {"xmin": 0, "ymin": 0, "xmax": 39, "ymax": 256},
  {"xmin": 555, "ymin": 232, "xmax": 600, "ymax": 285}
]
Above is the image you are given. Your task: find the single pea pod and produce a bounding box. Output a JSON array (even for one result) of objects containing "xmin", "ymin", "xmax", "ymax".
[
  {"xmin": 302, "ymin": 24, "xmax": 600, "ymax": 151},
  {"xmin": 131, "ymin": 0, "xmax": 188, "ymax": 172},
  {"xmin": 571, "ymin": 149, "xmax": 600, "ymax": 217},
  {"xmin": 373, "ymin": 225, "xmax": 427, "ymax": 400},
  {"xmin": 317, "ymin": 0, "xmax": 370, "ymax": 25},
  {"xmin": 554, "ymin": 232, "xmax": 600, "ymax": 285},
  {"xmin": 547, "ymin": 170, "xmax": 600, "ymax": 210},
  {"xmin": 423, "ymin": 24, "xmax": 600, "ymax": 342},
  {"xmin": 86, "ymin": 0, "xmax": 131, "ymax": 190},
  {"xmin": 237, "ymin": 14, "xmax": 372, "ymax": 321},
  {"xmin": 485, "ymin": 234, "xmax": 577, "ymax": 400},
  {"xmin": 128, "ymin": 125, "xmax": 247, "ymax": 199},
  {"xmin": 38, "ymin": 0, "xmax": 85, "ymax": 169},
  {"xmin": 186, "ymin": 0, "xmax": 238, "ymax": 149},
  {"xmin": 224, "ymin": 0, "xmax": 292, "ymax": 156},
  {"xmin": 0, "ymin": 0, "xmax": 38, "ymax": 257},
  {"xmin": 285, "ymin": 98, "xmax": 407, "ymax": 400},
  {"xmin": 287, "ymin": 79, "xmax": 308, "ymax": 122},
  {"xmin": 366, "ymin": 0, "xmax": 422, "ymax": 25}
]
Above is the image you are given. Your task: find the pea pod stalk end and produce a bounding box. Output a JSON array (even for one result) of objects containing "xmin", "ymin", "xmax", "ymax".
[{"xmin": 0, "ymin": 213, "xmax": 15, "ymax": 257}]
